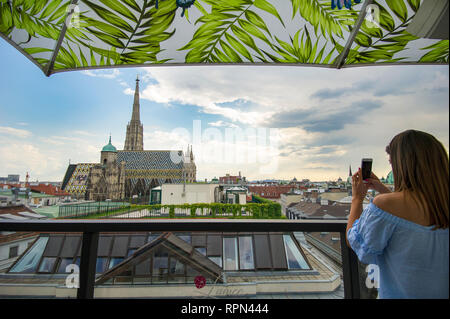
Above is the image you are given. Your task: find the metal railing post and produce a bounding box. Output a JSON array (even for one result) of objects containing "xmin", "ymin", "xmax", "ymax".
[
  {"xmin": 340, "ymin": 231, "xmax": 360, "ymax": 299},
  {"xmin": 77, "ymin": 231, "xmax": 99, "ymax": 299}
]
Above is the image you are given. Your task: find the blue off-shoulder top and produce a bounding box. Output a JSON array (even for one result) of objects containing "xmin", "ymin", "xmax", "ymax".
[{"xmin": 347, "ymin": 201, "xmax": 449, "ymax": 299}]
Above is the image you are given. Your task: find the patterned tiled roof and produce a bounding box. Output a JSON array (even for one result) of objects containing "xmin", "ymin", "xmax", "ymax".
[
  {"xmin": 117, "ymin": 151, "xmax": 185, "ymax": 170},
  {"xmin": 117, "ymin": 151, "xmax": 187, "ymax": 191},
  {"xmin": 64, "ymin": 163, "xmax": 95, "ymax": 195},
  {"xmin": 61, "ymin": 151, "xmax": 188, "ymax": 197}
]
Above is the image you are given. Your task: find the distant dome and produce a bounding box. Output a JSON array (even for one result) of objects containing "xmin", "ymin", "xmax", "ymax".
[{"xmin": 102, "ymin": 136, "xmax": 117, "ymax": 153}]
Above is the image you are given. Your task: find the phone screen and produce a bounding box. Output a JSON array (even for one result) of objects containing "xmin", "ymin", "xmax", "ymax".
[{"xmin": 361, "ymin": 158, "xmax": 373, "ymax": 180}]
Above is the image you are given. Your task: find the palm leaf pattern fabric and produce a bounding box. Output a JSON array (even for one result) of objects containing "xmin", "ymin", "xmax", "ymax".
[{"xmin": 0, "ymin": 0, "xmax": 447, "ymax": 76}]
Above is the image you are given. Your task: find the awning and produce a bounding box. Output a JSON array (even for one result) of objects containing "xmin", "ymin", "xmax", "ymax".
[{"xmin": 0, "ymin": 0, "xmax": 448, "ymax": 77}]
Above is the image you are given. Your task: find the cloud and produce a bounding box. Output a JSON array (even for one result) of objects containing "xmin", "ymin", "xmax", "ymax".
[
  {"xmin": 208, "ymin": 121, "xmax": 239, "ymax": 128},
  {"xmin": 310, "ymin": 80, "xmax": 374, "ymax": 100},
  {"xmin": 267, "ymin": 99, "xmax": 383, "ymax": 132},
  {"xmin": 82, "ymin": 69, "xmax": 120, "ymax": 79},
  {"xmin": 0, "ymin": 126, "xmax": 32, "ymax": 138},
  {"xmin": 0, "ymin": 143, "xmax": 48, "ymax": 172},
  {"xmin": 0, "ymin": 130, "xmax": 109, "ymax": 181},
  {"xmin": 134, "ymin": 67, "xmax": 323, "ymax": 125},
  {"xmin": 309, "ymin": 68, "xmax": 449, "ymax": 100},
  {"xmin": 1, "ymin": 65, "xmax": 447, "ymax": 183}
]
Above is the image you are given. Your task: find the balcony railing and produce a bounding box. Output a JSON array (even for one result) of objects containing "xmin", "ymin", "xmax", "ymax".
[
  {"xmin": 0, "ymin": 219, "xmax": 360, "ymax": 299},
  {"xmin": 58, "ymin": 203, "xmax": 283, "ymax": 219}
]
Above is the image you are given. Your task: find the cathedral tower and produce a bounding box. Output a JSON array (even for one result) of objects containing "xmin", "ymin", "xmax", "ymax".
[{"xmin": 124, "ymin": 76, "xmax": 144, "ymax": 151}]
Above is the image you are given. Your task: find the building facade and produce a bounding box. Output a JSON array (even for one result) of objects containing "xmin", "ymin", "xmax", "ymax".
[
  {"xmin": 85, "ymin": 138, "xmax": 126, "ymax": 201},
  {"xmin": 62, "ymin": 78, "xmax": 196, "ymax": 201},
  {"xmin": 219, "ymin": 172, "xmax": 246, "ymax": 184}
]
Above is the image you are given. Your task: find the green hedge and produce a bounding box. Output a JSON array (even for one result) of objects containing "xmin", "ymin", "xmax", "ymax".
[
  {"xmin": 138, "ymin": 202, "xmax": 282, "ymax": 219},
  {"xmin": 66, "ymin": 202, "xmax": 283, "ymax": 219},
  {"xmin": 252, "ymin": 194, "xmax": 275, "ymax": 204}
]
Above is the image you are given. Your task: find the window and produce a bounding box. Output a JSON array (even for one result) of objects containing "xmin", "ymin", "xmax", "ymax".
[
  {"xmin": 8, "ymin": 246, "xmax": 18, "ymax": 259},
  {"xmin": 152, "ymin": 249, "xmax": 168, "ymax": 284},
  {"xmin": 9, "ymin": 237, "xmax": 49, "ymax": 273},
  {"xmin": 43, "ymin": 235, "xmax": 63, "ymax": 257},
  {"xmin": 169, "ymin": 257, "xmax": 185, "ymax": 275},
  {"xmin": 253, "ymin": 234, "xmax": 272, "ymax": 269},
  {"xmin": 192, "ymin": 233, "xmax": 206, "ymax": 247},
  {"xmin": 223, "ymin": 237, "xmax": 238, "ymax": 271},
  {"xmin": 283, "ymin": 235, "xmax": 309, "ymax": 270},
  {"xmin": 111, "ymin": 236, "xmax": 129, "ymax": 257},
  {"xmin": 127, "ymin": 248, "xmax": 137, "ymax": 257},
  {"xmin": 195, "ymin": 247, "xmax": 206, "ymax": 256},
  {"xmin": 208, "ymin": 256, "xmax": 222, "ymax": 267},
  {"xmin": 176, "ymin": 233, "xmax": 191, "ymax": 244},
  {"xmin": 186, "ymin": 265, "xmax": 208, "ymax": 284},
  {"xmin": 206, "ymin": 234, "xmax": 222, "ymax": 256},
  {"xmin": 270, "ymin": 234, "xmax": 287, "ymax": 269},
  {"xmin": 148, "ymin": 233, "xmax": 161, "ymax": 243},
  {"xmin": 57, "ymin": 258, "xmax": 74, "ymax": 273},
  {"xmin": 135, "ymin": 258, "xmax": 151, "ymax": 276},
  {"xmin": 238, "ymin": 236, "xmax": 254, "ymax": 270},
  {"xmin": 96, "ymin": 257, "xmax": 109, "ymax": 273},
  {"xmin": 60, "ymin": 236, "xmax": 81, "ymax": 258},
  {"xmin": 97, "ymin": 236, "xmax": 112, "ymax": 257},
  {"xmin": 108, "ymin": 257, "xmax": 124, "ymax": 269},
  {"xmin": 129, "ymin": 235, "xmax": 146, "ymax": 248},
  {"xmin": 38, "ymin": 257, "xmax": 57, "ymax": 273}
]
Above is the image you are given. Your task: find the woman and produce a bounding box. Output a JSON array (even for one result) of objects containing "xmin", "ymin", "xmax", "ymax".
[{"xmin": 346, "ymin": 129, "xmax": 449, "ymax": 299}]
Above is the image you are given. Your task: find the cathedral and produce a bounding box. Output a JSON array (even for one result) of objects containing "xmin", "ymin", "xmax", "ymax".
[{"xmin": 62, "ymin": 77, "xmax": 196, "ymax": 201}]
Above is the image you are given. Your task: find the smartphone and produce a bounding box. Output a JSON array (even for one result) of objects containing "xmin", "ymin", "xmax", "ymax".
[{"xmin": 361, "ymin": 158, "xmax": 373, "ymax": 181}]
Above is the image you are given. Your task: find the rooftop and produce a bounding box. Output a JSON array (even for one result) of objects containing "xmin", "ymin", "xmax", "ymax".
[
  {"xmin": 0, "ymin": 230, "xmax": 341, "ymax": 298},
  {"xmin": 0, "ymin": 205, "xmax": 47, "ymax": 220},
  {"xmin": 288, "ymin": 201, "xmax": 350, "ymax": 219}
]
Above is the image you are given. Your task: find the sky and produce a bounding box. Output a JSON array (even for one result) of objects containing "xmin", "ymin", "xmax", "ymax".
[{"xmin": 0, "ymin": 39, "xmax": 448, "ymax": 183}]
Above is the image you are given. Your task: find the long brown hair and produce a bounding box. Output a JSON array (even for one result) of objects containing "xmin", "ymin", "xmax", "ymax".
[{"xmin": 386, "ymin": 130, "xmax": 449, "ymax": 229}]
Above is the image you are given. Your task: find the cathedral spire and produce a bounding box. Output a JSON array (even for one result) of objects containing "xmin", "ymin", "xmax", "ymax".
[
  {"xmin": 131, "ymin": 75, "xmax": 140, "ymax": 122},
  {"xmin": 124, "ymin": 75, "xmax": 144, "ymax": 151}
]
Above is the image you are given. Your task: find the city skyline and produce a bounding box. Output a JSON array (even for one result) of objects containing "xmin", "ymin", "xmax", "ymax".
[{"xmin": 0, "ymin": 39, "xmax": 448, "ymax": 183}]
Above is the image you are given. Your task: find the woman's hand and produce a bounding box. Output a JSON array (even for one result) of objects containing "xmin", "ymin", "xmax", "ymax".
[
  {"xmin": 366, "ymin": 172, "xmax": 392, "ymax": 194},
  {"xmin": 352, "ymin": 168, "xmax": 369, "ymax": 203}
]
